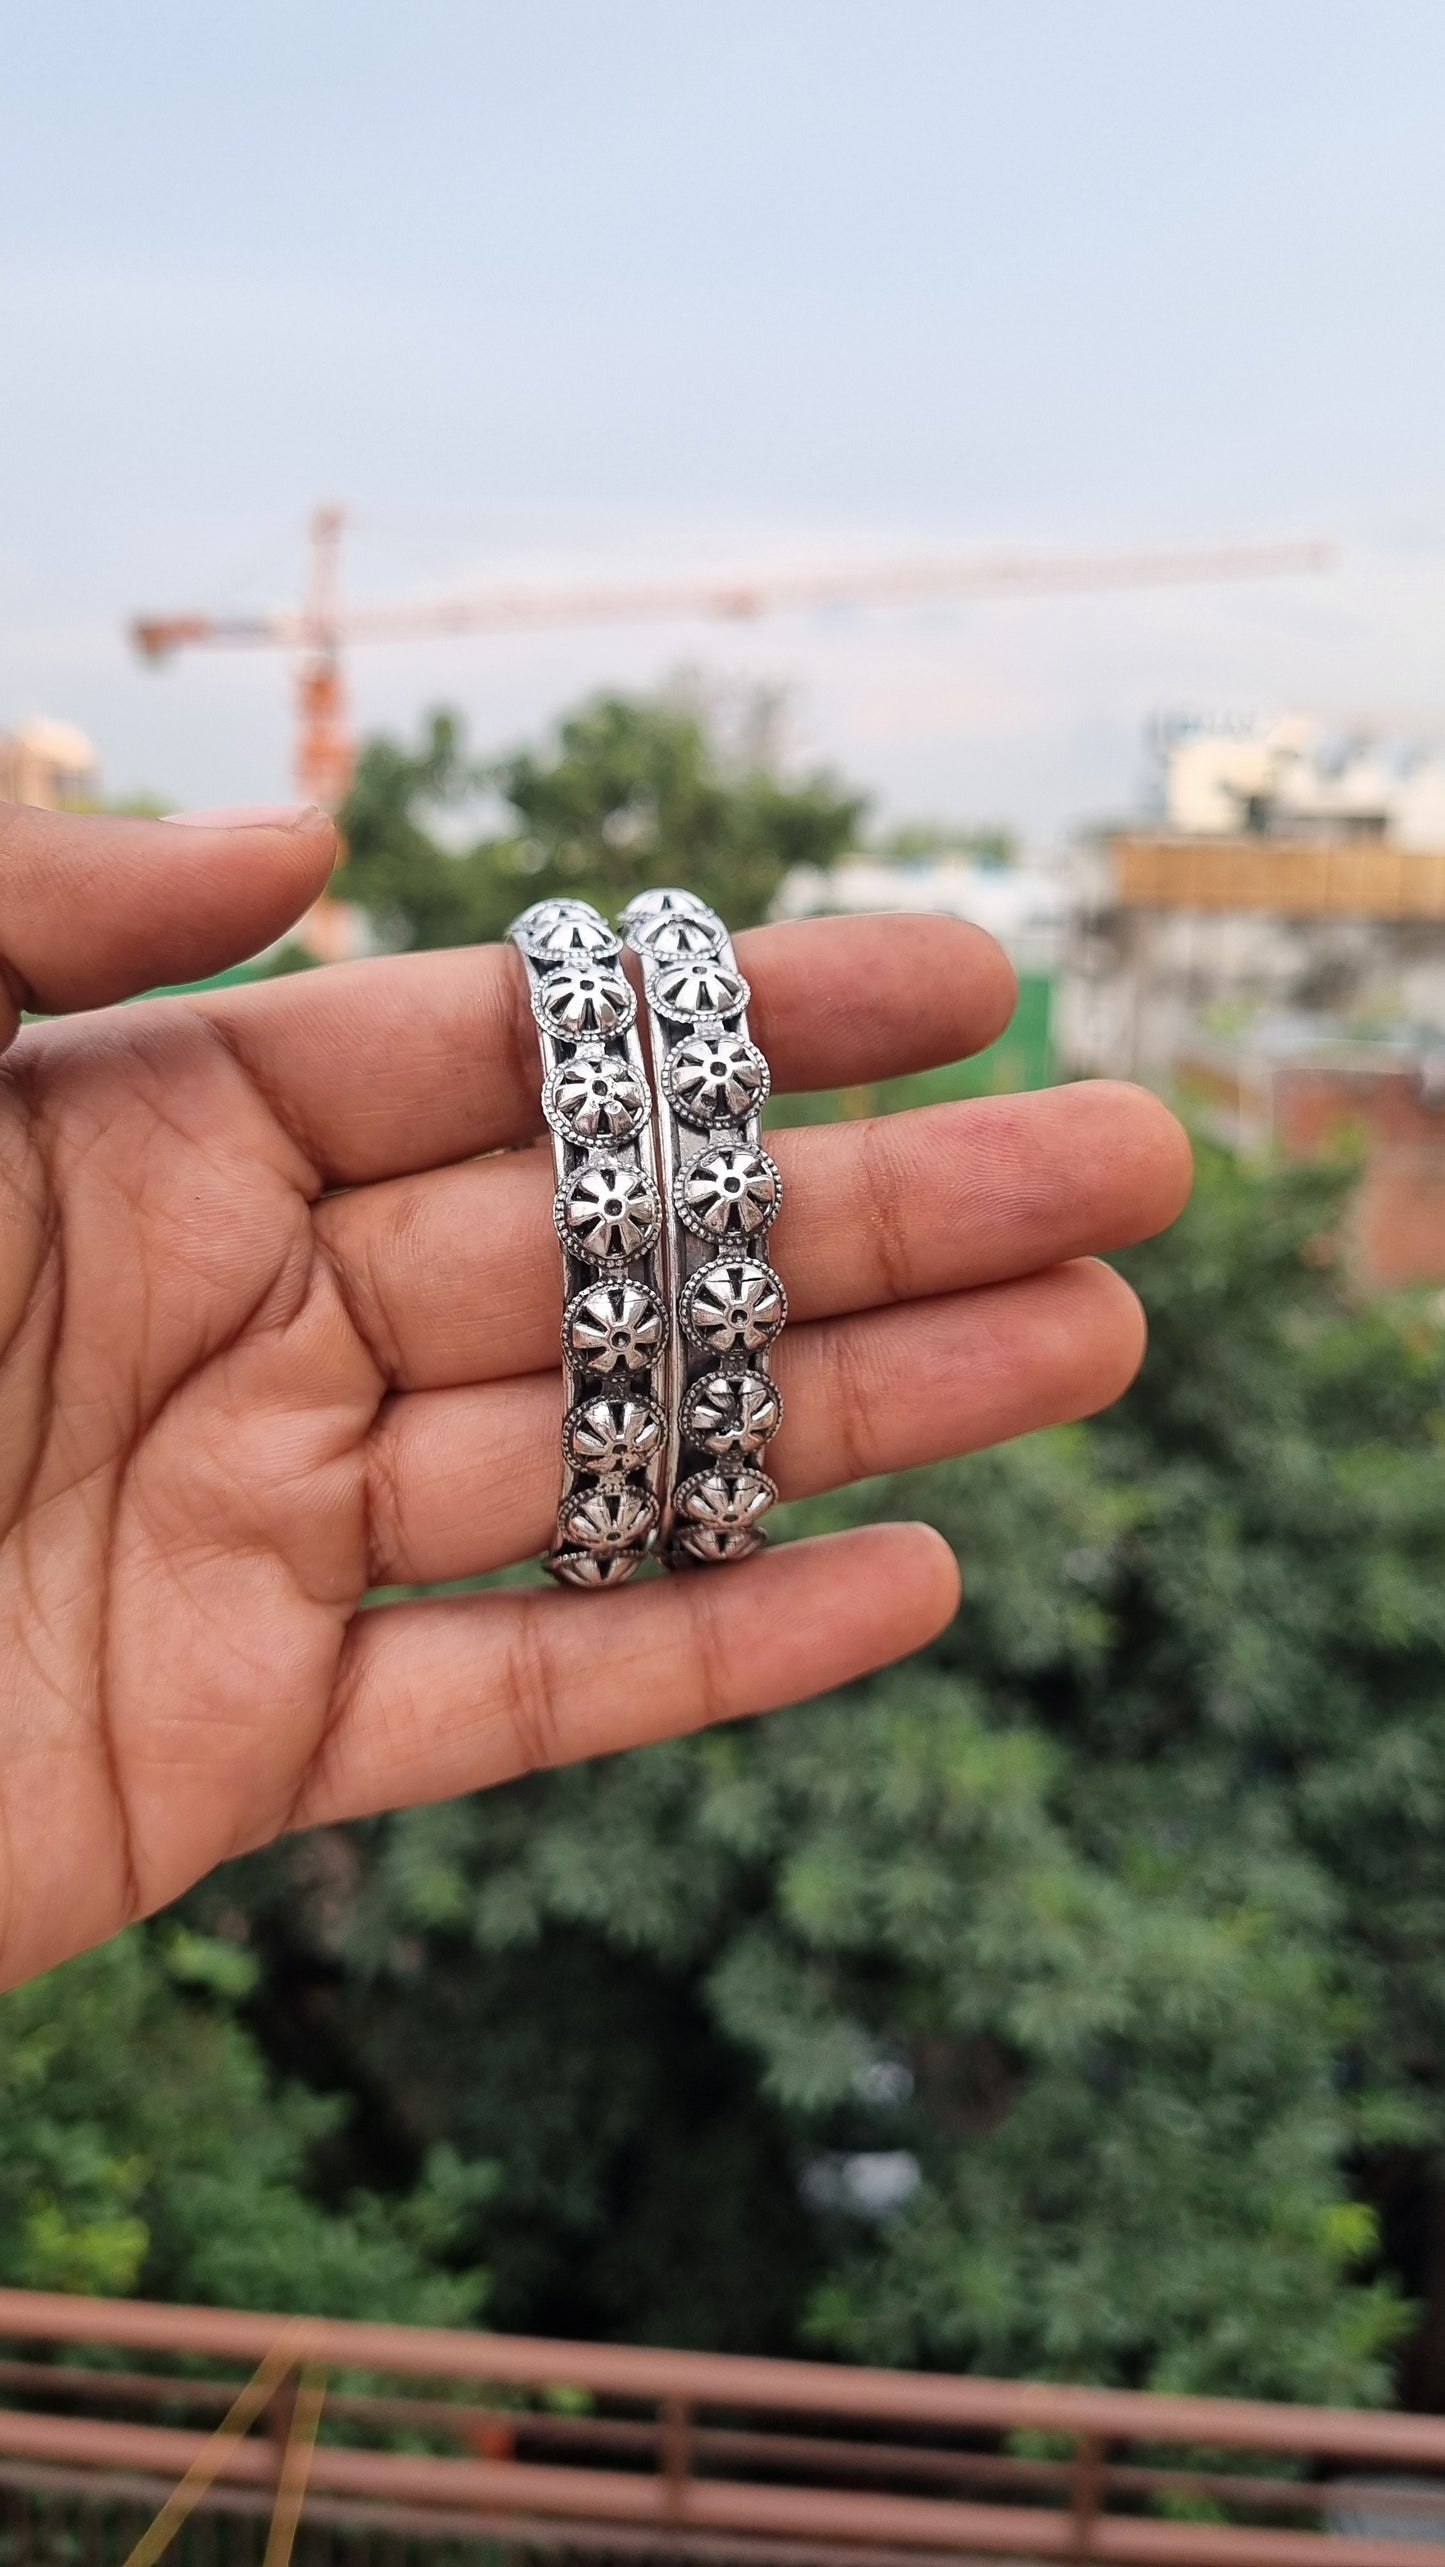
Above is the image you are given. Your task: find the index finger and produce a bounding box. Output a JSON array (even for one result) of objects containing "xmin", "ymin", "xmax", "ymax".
[{"xmin": 187, "ymin": 912, "xmax": 1015, "ymax": 1186}]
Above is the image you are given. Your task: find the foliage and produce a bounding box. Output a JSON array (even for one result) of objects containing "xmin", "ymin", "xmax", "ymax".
[
  {"xmin": 0, "ymin": 1922, "xmax": 489, "ymax": 2320},
  {"xmin": 338, "ymin": 694, "xmax": 863, "ymax": 950},
  {"xmin": 22, "ymin": 684, "xmax": 1445, "ymax": 2395},
  {"xmin": 171, "ymin": 1141, "xmax": 1445, "ymax": 2402},
  {"xmin": 875, "ymin": 820, "xmax": 1016, "ymax": 865}
]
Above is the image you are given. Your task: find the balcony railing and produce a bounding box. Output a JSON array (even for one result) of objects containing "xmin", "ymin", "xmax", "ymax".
[{"xmin": 1, "ymin": 2286, "xmax": 1444, "ymax": 2567}]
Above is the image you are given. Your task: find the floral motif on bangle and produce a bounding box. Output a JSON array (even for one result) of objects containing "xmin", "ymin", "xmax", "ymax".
[
  {"xmin": 674, "ymin": 1468, "xmax": 777, "ymax": 1536},
  {"xmin": 675, "ymin": 1144, "xmax": 780, "ymax": 1243},
  {"xmin": 557, "ymin": 1162, "xmax": 662, "ymax": 1266},
  {"xmin": 563, "ymin": 1395, "xmax": 666, "ymax": 1475},
  {"xmin": 647, "ymin": 959, "xmax": 750, "ymax": 1025},
  {"xmin": 680, "ymin": 1260, "xmax": 787, "ymax": 1354},
  {"xmin": 559, "ymin": 1480, "xmax": 659, "ymax": 1553},
  {"xmin": 544, "ymin": 1052, "xmax": 648, "ymax": 1146},
  {"xmin": 665, "ymin": 1031, "xmax": 769, "ymax": 1128},
  {"xmin": 535, "ymin": 965, "xmax": 636, "ymax": 1041},
  {"xmin": 513, "ymin": 901, "xmax": 619, "ymax": 966},
  {"xmin": 620, "ymin": 886, "xmax": 712, "ymax": 932},
  {"xmin": 681, "ymin": 1371, "xmax": 782, "ymax": 1459},
  {"xmin": 566, "ymin": 1280, "xmax": 669, "ymax": 1374},
  {"xmin": 628, "ymin": 910, "xmax": 726, "ymax": 964},
  {"xmin": 547, "ymin": 1546, "xmax": 646, "ymax": 1589},
  {"xmin": 672, "ymin": 1522, "xmax": 768, "ymax": 1566}
]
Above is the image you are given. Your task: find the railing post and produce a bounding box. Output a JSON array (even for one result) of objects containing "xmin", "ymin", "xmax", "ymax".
[
  {"xmin": 470, "ymin": 2411, "xmax": 518, "ymax": 2462},
  {"xmin": 263, "ymin": 2364, "xmax": 327, "ymax": 2567},
  {"xmin": 264, "ymin": 2375, "xmax": 299, "ymax": 2465},
  {"xmin": 659, "ymin": 2396, "xmax": 694, "ymax": 2520},
  {"xmin": 1070, "ymin": 2432, "xmax": 1107, "ymax": 2557}
]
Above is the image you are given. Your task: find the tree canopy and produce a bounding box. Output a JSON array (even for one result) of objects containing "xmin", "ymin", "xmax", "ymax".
[
  {"xmin": 135, "ymin": 1138, "xmax": 1443, "ymax": 2404},
  {"xmin": 337, "ymin": 693, "xmax": 863, "ymax": 949},
  {"xmin": 0, "ymin": 1920, "xmax": 486, "ymax": 2321},
  {"xmin": 6, "ymin": 686, "xmax": 1444, "ymax": 2406}
]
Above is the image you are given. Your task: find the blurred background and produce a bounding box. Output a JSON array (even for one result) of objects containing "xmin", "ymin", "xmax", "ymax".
[{"xmin": 6, "ymin": 0, "xmax": 1445, "ymax": 2444}]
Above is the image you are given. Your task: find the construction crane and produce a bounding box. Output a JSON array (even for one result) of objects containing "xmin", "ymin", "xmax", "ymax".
[{"xmin": 130, "ymin": 508, "xmax": 1335, "ymax": 812}]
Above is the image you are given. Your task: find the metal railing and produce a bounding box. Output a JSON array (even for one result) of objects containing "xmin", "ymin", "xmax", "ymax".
[{"xmin": 1, "ymin": 2287, "xmax": 1444, "ymax": 2567}]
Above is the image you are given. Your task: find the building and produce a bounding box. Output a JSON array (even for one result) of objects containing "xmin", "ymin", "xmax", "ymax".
[
  {"xmin": 774, "ymin": 852, "xmax": 1069, "ymax": 979},
  {"xmin": 1057, "ymin": 831, "xmax": 1445, "ymax": 1085},
  {"xmin": 1178, "ymin": 1026, "xmax": 1445, "ymax": 1289},
  {"xmin": 1058, "ymin": 714, "xmax": 1445, "ymax": 1286},
  {"xmin": 0, "ymin": 718, "xmax": 100, "ymax": 810},
  {"xmin": 1156, "ymin": 710, "xmax": 1445, "ymax": 847}
]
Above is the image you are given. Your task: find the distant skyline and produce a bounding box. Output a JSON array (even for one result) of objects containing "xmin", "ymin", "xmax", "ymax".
[{"xmin": 7, "ymin": 2, "xmax": 1445, "ymax": 835}]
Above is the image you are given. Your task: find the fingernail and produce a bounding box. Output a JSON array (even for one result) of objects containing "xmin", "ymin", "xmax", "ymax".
[{"xmin": 163, "ymin": 802, "xmax": 324, "ymax": 830}]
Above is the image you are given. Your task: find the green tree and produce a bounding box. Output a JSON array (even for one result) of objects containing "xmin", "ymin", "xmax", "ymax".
[
  {"xmin": 0, "ymin": 1922, "xmax": 490, "ymax": 2320},
  {"xmin": 338, "ymin": 693, "xmax": 863, "ymax": 948},
  {"xmin": 875, "ymin": 820, "xmax": 1016, "ymax": 866},
  {"xmin": 178, "ymin": 1141, "xmax": 1445, "ymax": 2403},
  {"xmin": 13, "ymin": 1111, "xmax": 1428, "ymax": 2395}
]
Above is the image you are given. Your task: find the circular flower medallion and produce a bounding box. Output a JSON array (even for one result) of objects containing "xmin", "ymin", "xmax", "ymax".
[
  {"xmin": 620, "ymin": 886, "xmax": 711, "ymax": 932},
  {"xmin": 680, "ymin": 1259, "xmax": 787, "ymax": 1354},
  {"xmin": 513, "ymin": 901, "xmax": 619, "ymax": 966},
  {"xmin": 566, "ymin": 1279, "xmax": 668, "ymax": 1374},
  {"xmin": 647, "ymin": 958, "xmax": 750, "ymax": 1025},
  {"xmin": 544, "ymin": 1052, "xmax": 648, "ymax": 1147},
  {"xmin": 665, "ymin": 1031, "xmax": 770, "ymax": 1129},
  {"xmin": 628, "ymin": 910, "xmax": 726, "ymax": 964},
  {"xmin": 674, "ymin": 1468, "xmax": 777, "ymax": 1537},
  {"xmin": 672, "ymin": 1522, "xmax": 768, "ymax": 1566},
  {"xmin": 563, "ymin": 1394, "xmax": 666, "ymax": 1475},
  {"xmin": 681, "ymin": 1370, "xmax": 783, "ymax": 1459},
  {"xmin": 557, "ymin": 1160, "xmax": 662, "ymax": 1265},
  {"xmin": 547, "ymin": 1546, "xmax": 645, "ymax": 1590},
  {"xmin": 675, "ymin": 1143, "xmax": 781, "ymax": 1243},
  {"xmin": 559, "ymin": 1479, "xmax": 659, "ymax": 1553},
  {"xmin": 535, "ymin": 965, "xmax": 636, "ymax": 1041}
]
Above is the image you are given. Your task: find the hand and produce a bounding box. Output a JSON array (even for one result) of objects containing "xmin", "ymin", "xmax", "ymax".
[{"xmin": 0, "ymin": 799, "xmax": 1190, "ymax": 1989}]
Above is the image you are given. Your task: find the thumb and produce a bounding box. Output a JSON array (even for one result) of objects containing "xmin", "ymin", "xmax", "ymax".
[{"xmin": 0, "ymin": 799, "xmax": 338, "ymax": 1049}]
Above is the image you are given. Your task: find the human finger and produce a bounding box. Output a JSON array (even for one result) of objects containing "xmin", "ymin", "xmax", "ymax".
[
  {"xmin": 290, "ymin": 1524, "xmax": 960, "ymax": 1828},
  {"xmin": 317, "ymin": 1079, "xmax": 1190, "ymax": 1390},
  {"xmin": 0, "ymin": 802, "xmax": 335, "ymax": 1049},
  {"xmin": 364, "ymin": 1259, "xmax": 1144, "ymax": 1585},
  {"xmin": 190, "ymin": 912, "xmax": 1015, "ymax": 1185}
]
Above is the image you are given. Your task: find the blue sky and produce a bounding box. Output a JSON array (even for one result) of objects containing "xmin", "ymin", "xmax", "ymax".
[{"xmin": 6, "ymin": 1, "xmax": 1445, "ymax": 833}]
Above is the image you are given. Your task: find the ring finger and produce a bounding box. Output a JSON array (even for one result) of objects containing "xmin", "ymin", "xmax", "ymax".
[{"xmin": 362, "ymin": 1257, "xmax": 1143, "ymax": 1586}]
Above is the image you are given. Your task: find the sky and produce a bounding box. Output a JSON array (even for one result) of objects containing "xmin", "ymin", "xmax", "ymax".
[{"xmin": 6, "ymin": 0, "xmax": 1445, "ymax": 838}]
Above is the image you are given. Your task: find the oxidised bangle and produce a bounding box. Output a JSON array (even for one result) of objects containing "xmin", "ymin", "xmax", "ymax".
[
  {"xmin": 621, "ymin": 890, "xmax": 784, "ymax": 1566},
  {"xmin": 509, "ymin": 898, "xmax": 669, "ymax": 1588}
]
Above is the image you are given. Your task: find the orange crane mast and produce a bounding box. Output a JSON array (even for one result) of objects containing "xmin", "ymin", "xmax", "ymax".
[{"xmin": 130, "ymin": 509, "xmax": 1335, "ymax": 813}]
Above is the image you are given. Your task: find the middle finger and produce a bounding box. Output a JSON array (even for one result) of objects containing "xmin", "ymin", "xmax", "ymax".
[{"xmin": 316, "ymin": 1079, "xmax": 1189, "ymax": 1391}]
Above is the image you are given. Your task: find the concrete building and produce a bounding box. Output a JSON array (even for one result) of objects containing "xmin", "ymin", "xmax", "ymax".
[
  {"xmin": 1058, "ymin": 833, "xmax": 1445, "ymax": 1085},
  {"xmin": 1178, "ymin": 1026, "xmax": 1445, "ymax": 1290},
  {"xmin": 774, "ymin": 852, "xmax": 1069, "ymax": 979},
  {"xmin": 1058, "ymin": 715, "xmax": 1445, "ymax": 1286},
  {"xmin": 1157, "ymin": 711, "xmax": 1445, "ymax": 848},
  {"xmin": 0, "ymin": 718, "xmax": 100, "ymax": 811}
]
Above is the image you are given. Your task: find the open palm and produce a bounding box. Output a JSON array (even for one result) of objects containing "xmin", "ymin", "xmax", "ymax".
[{"xmin": 0, "ymin": 801, "xmax": 1190, "ymax": 1989}]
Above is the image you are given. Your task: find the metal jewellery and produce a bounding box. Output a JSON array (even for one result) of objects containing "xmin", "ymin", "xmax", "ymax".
[
  {"xmin": 622, "ymin": 890, "xmax": 785, "ymax": 1567},
  {"xmin": 510, "ymin": 898, "xmax": 668, "ymax": 1588}
]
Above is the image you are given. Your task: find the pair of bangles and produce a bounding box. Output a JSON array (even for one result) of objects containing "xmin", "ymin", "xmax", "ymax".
[{"xmin": 509, "ymin": 889, "xmax": 785, "ymax": 1588}]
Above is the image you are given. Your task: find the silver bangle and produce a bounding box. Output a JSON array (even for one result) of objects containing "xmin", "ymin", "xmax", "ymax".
[
  {"xmin": 620, "ymin": 890, "xmax": 784, "ymax": 1566},
  {"xmin": 509, "ymin": 898, "xmax": 669, "ymax": 1588}
]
